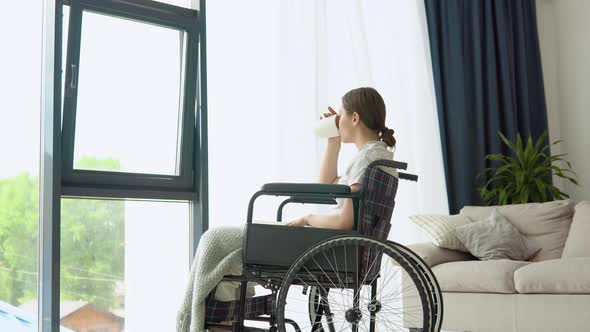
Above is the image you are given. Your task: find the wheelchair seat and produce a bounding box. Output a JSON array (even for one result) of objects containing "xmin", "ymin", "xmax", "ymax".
[{"xmin": 244, "ymin": 224, "xmax": 356, "ymax": 268}]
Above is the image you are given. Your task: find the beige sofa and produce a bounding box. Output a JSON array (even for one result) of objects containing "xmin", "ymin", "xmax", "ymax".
[{"xmin": 408, "ymin": 200, "xmax": 590, "ymax": 332}]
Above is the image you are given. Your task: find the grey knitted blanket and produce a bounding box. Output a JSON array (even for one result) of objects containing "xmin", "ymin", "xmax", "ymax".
[{"xmin": 176, "ymin": 226, "xmax": 245, "ymax": 332}]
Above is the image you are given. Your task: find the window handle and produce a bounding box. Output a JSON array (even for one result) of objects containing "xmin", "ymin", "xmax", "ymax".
[{"xmin": 69, "ymin": 64, "xmax": 78, "ymax": 90}]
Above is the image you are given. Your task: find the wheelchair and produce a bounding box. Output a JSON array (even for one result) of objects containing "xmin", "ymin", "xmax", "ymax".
[{"xmin": 204, "ymin": 160, "xmax": 443, "ymax": 332}]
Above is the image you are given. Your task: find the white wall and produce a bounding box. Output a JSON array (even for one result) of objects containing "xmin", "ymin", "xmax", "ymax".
[{"xmin": 536, "ymin": 0, "xmax": 590, "ymax": 201}]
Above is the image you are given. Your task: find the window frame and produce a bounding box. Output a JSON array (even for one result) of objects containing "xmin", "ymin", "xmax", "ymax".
[
  {"xmin": 41, "ymin": 0, "xmax": 208, "ymax": 331},
  {"xmin": 60, "ymin": 0, "xmax": 199, "ymax": 199}
]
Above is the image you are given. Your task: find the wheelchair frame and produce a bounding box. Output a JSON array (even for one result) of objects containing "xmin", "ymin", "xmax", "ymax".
[{"xmin": 205, "ymin": 160, "xmax": 442, "ymax": 332}]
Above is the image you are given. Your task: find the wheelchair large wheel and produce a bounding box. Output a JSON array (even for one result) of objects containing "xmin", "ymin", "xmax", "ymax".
[
  {"xmin": 276, "ymin": 236, "xmax": 433, "ymax": 332},
  {"xmin": 389, "ymin": 242, "xmax": 443, "ymax": 332}
]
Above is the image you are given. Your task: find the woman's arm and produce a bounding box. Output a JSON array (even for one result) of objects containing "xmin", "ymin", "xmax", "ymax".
[
  {"xmin": 318, "ymin": 107, "xmax": 341, "ymax": 184},
  {"xmin": 289, "ymin": 184, "xmax": 361, "ymax": 230},
  {"xmin": 319, "ymin": 137, "xmax": 341, "ymax": 184}
]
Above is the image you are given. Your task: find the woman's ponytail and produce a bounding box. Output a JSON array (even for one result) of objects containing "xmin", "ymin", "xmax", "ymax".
[{"xmin": 380, "ymin": 126, "xmax": 396, "ymax": 148}]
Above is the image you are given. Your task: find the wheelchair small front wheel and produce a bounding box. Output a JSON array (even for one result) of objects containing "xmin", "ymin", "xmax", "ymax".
[{"xmin": 276, "ymin": 236, "xmax": 433, "ymax": 332}]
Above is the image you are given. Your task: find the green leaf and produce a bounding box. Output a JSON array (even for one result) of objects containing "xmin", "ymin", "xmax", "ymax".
[
  {"xmin": 534, "ymin": 178, "xmax": 548, "ymax": 202},
  {"xmin": 519, "ymin": 190, "xmax": 529, "ymax": 204},
  {"xmin": 512, "ymin": 134, "xmax": 528, "ymax": 169},
  {"xmin": 554, "ymin": 173, "xmax": 580, "ymax": 185},
  {"xmin": 498, "ymin": 131, "xmax": 516, "ymax": 152},
  {"xmin": 480, "ymin": 167, "xmax": 495, "ymax": 174},
  {"xmin": 496, "ymin": 164, "xmax": 517, "ymax": 176},
  {"xmin": 505, "ymin": 183, "xmax": 517, "ymax": 202},
  {"xmin": 533, "ymin": 165, "xmax": 551, "ymax": 175},
  {"xmin": 486, "ymin": 154, "xmax": 510, "ymax": 163},
  {"xmin": 525, "ymin": 135, "xmax": 534, "ymax": 159},
  {"xmin": 528, "ymin": 153, "xmax": 543, "ymax": 171},
  {"xmin": 516, "ymin": 133, "xmax": 524, "ymax": 158},
  {"xmin": 549, "ymin": 185, "xmax": 570, "ymax": 200},
  {"xmin": 524, "ymin": 134, "xmax": 544, "ymax": 170},
  {"xmin": 533, "ymin": 130, "xmax": 549, "ymax": 152},
  {"xmin": 547, "ymin": 153, "xmax": 569, "ymax": 162},
  {"xmin": 499, "ymin": 189, "xmax": 508, "ymax": 205},
  {"xmin": 515, "ymin": 171, "xmax": 525, "ymax": 190},
  {"xmin": 481, "ymin": 177, "xmax": 498, "ymax": 190},
  {"xmin": 550, "ymin": 166, "xmax": 575, "ymax": 180}
]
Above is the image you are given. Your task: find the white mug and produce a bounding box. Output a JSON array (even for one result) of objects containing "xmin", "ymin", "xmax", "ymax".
[{"xmin": 314, "ymin": 115, "xmax": 340, "ymax": 138}]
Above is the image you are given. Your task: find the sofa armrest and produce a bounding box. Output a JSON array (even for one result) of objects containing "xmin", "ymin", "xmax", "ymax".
[{"xmin": 407, "ymin": 242, "xmax": 475, "ymax": 267}]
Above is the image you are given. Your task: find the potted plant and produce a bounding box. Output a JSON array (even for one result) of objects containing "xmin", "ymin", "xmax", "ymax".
[{"xmin": 478, "ymin": 130, "xmax": 578, "ymax": 205}]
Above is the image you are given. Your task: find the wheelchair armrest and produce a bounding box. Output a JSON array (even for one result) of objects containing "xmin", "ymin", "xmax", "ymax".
[
  {"xmin": 248, "ymin": 183, "xmax": 359, "ymax": 225},
  {"xmin": 261, "ymin": 183, "xmax": 351, "ymax": 195},
  {"xmin": 287, "ymin": 196, "xmax": 338, "ymax": 205},
  {"xmin": 276, "ymin": 196, "xmax": 338, "ymax": 221},
  {"xmin": 398, "ymin": 172, "xmax": 418, "ymax": 182}
]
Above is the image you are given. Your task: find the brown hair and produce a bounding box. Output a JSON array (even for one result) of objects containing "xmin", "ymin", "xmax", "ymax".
[{"xmin": 341, "ymin": 87, "xmax": 396, "ymax": 148}]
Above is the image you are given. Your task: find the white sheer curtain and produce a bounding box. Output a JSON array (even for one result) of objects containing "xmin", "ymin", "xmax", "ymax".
[{"xmin": 207, "ymin": 0, "xmax": 448, "ymax": 244}]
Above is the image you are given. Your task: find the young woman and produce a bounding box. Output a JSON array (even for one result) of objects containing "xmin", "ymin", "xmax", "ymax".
[
  {"xmin": 286, "ymin": 86, "xmax": 397, "ymax": 230},
  {"xmin": 179, "ymin": 87, "xmax": 397, "ymax": 332}
]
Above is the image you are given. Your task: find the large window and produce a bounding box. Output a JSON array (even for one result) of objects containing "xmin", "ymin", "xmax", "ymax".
[{"xmin": 38, "ymin": 0, "xmax": 206, "ymax": 331}]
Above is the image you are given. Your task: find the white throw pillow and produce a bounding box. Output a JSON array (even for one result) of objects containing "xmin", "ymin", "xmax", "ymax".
[{"xmin": 410, "ymin": 214, "xmax": 472, "ymax": 252}]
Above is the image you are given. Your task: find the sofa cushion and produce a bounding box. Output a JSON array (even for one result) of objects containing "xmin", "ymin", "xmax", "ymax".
[
  {"xmin": 562, "ymin": 201, "xmax": 590, "ymax": 258},
  {"xmin": 455, "ymin": 208, "xmax": 540, "ymax": 261},
  {"xmin": 514, "ymin": 258, "xmax": 590, "ymax": 294},
  {"xmin": 432, "ymin": 260, "xmax": 529, "ymax": 293},
  {"xmin": 406, "ymin": 242, "xmax": 475, "ymax": 267},
  {"xmin": 460, "ymin": 200, "xmax": 575, "ymax": 261}
]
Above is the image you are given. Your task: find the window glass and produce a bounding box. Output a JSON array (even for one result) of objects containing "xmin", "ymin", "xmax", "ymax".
[
  {"xmin": 72, "ymin": 11, "xmax": 186, "ymax": 176},
  {"xmin": 59, "ymin": 197, "xmax": 189, "ymax": 332},
  {"xmin": 0, "ymin": 1, "xmax": 41, "ymax": 328}
]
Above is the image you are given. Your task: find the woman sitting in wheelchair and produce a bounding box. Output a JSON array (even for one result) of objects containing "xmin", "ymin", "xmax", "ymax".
[
  {"xmin": 177, "ymin": 88, "xmax": 437, "ymax": 332},
  {"xmin": 286, "ymin": 87, "xmax": 397, "ymax": 230}
]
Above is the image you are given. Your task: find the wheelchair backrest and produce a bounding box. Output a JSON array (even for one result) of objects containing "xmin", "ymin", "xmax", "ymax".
[
  {"xmin": 358, "ymin": 160, "xmax": 401, "ymax": 241},
  {"xmin": 358, "ymin": 160, "xmax": 412, "ymax": 279}
]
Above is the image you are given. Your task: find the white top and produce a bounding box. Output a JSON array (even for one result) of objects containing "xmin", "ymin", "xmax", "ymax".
[{"xmin": 335, "ymin": 140, "xmax": 398, "ymax": 209}]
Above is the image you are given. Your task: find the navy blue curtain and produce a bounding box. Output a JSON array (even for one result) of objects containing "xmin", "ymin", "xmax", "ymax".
[{"xmin": 424, "ymin": 0, "xmax": 549, "ymax": 213}]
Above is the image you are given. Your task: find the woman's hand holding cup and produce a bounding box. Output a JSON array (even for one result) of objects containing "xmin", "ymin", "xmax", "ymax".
[
  {"xmin": 316, "ymin": 106, "xmax": 341, "ymax": 144},
  {"xmin": 320, "ymin": 106, "xmax": 339, "ymax": 121}
]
